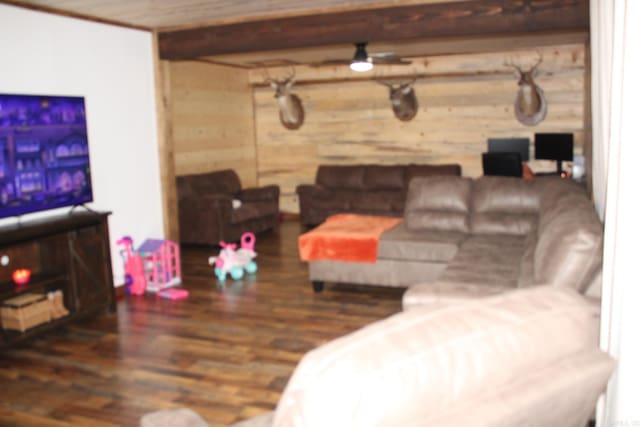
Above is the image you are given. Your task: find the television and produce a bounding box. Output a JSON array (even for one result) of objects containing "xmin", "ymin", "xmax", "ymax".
[
  {"xmin": 535, "ymin": 133, "xmax": 574, "ymax": 174},
  {"xmin": 0, "ymin": 94, "xmax": 93, "ymax": 219},
  {"xmin": 487, "ymin": 137, "xmax": 530, "ymax": 162},
  {"xmin": 482, "ymin": 152, "xmax": 523, "ymax": 177}
]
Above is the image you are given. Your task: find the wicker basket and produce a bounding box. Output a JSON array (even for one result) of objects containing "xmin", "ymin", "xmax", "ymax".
[{"xmin": 1, "ymin": 293, "xmax": 51, "ymax": 332}]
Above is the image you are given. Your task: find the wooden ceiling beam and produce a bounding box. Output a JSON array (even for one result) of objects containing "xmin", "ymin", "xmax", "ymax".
[{"xmin": 158, "ymin": 0, "xmax": 589, "ymax": 60}]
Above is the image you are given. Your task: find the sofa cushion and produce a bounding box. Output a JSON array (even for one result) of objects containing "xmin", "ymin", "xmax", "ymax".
[
  {"xmin": 378, "ymin": 222, "xmax": 463, "ymax": 263},
  {"xmin": 470, "ymin": 176, "xmax": 539, "ymax": 236},
  {"xmin": 405, "ymin": 163, "xmax": 462, "ymax": 187},
  {"xmin": 351, "ymin": 191, "xmax": 402, "ymax": 212},
  {"xmin": 272, "ymin": 286, "xmax": 601, "ymax": 427},
  {"xmin": 316, "ymin": 165, "xmax": 366, "ymax": 190},
  {"xmin": 436, "ymin": 234, "xmax": 526, "ymax": 289},
  {"xmin": 364, "ymin": 165, "xmax": 406, "ymax": 190},
  {"xmin": 404, "ymin": 176, "xmax": 472, "ymax": 232},
  {"xmin": 311, "ymin": 193, "xmax": 351, "ymax": 211},
  {"xmin": 534, "ymin": 196, "xmax": 603, "ymax": 292},
  {"xmin": 177, "ymin": 169, "xmax": 242, "ymax": 199}
]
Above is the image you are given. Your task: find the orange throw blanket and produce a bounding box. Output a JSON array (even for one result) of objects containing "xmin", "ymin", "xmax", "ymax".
[{"xmin": 298, "ymin": 214, "xmax": 402, "ymax": 263}]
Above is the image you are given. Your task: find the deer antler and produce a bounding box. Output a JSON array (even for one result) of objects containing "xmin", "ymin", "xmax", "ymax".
[
  {"xmin": 504, "ymin": 58, "xmax": 524, "ymax": 74},
  {"xmin": 400, "ymin": 75, "xmax": 417, "ymax": 87},
  {"xmin": 261, "ymin": 68, "xmax": 274, "ymax": 84},
  {"xmin": 530, "ymin": 53, "xmax": 543, "ymax": 73}
]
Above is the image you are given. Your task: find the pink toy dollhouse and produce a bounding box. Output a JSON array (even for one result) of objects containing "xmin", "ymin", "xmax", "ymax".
[{"xmin": 136, "ymin": 239, "xmax": 182, "ymax": 293}]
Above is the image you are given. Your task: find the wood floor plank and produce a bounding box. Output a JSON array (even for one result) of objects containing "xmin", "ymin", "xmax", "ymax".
[{"xmin": 0, "ymin": 221, "xmax": 403, "ymax": 426}]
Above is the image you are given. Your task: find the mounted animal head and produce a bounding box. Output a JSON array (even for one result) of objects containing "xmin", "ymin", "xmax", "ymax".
[
  {"xmin": 376, "ymin": 78, "xmax": 419, "ymax": 121},
  {"xmin": 263, "ymin": 68, "xmax": 305, "ymax": 130},
  {"xmin": 505, "ymin": 54, "xmax": 547, "ymax": 126}
]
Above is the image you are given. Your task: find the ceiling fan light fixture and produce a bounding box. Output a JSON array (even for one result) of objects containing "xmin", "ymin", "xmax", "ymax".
[{"xmin": 350, "ymin": 42, "xmax": 373, "ymax": 72}]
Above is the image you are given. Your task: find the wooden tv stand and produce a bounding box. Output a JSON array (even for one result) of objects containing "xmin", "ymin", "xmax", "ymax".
[{"xmin": 0, "ymin": 211, "xmax": 115, "ymax": 349}]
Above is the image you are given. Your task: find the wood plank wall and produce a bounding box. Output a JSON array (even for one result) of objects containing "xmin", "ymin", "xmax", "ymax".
[
  {"xmin": 169, "ymin": 61, "xmax": 257, "ymax": 187},
  {"xmin": 250, "ymin": 44, "xmax": 586, "ymax": 213}
]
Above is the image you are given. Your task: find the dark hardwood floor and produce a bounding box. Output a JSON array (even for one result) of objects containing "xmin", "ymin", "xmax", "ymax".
[{"xmin": 0, "ymin": 220, "xmax": 404, "ymax": 427}]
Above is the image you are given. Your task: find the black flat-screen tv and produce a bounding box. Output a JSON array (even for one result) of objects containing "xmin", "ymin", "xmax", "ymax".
[
  {"xmin": 0, "ymin": 94, "xmax": 93, "ymax": 219},
  {"xmin": 488, "ymin": 137, "xmax": 530, "ymax": 162},
  {"xmin": 535, "ymin": 133, "xmax": 574, "ymax": 174}
]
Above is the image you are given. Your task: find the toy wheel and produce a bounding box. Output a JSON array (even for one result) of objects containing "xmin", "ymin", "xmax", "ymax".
[
  {"xmin": 230, "ymin": 266, "xmax": 244, "ymax": 280},
  {"xmin": 245, "ymin": 261, "xmax": 258, "ymax": 274},
  {"xmin": 215, "ymin": 267, "xmax": 226, "ymax": 281}
]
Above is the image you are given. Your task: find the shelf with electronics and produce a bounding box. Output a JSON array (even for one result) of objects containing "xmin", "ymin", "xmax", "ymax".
[{"xmin": 0, "ymin": 210, "xmax": 115, "ymax": 349}]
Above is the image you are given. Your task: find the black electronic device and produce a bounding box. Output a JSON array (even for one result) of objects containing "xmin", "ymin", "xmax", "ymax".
[
  {"xmin": 482, "ymin": 152, "xmax": 523, "ymax": 177},
  {"xmin": 534, "ymin": 133, "xmax": 574, "ymax": 174},
  {"xmin": 487, "ymin": 137, "xmax": 530, "ymax": 162}
]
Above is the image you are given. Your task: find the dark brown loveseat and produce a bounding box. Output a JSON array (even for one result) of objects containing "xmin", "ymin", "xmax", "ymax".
[
  {"xmin": 296, "ymin": 164, "xmax": 462, "ymax": 226},
  {"xmin": 176, "ymin": 169, "xmax": 280, "ymax": 245}
]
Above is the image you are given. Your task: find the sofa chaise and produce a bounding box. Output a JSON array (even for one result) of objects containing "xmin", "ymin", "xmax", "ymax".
[
  {"xmin": 306, "ymin": 176, "xmax": 603, "ymax": 303},
  {"xmin": 296, "ymin": 163, "xmax": 461, "ymax": 226}
]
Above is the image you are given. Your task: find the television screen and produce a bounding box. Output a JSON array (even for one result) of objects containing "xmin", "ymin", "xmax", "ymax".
[
  {"xmin": 487, "ymin": 137, "xmax": 530, "ymax": 162},
  {"xmin": 534, "ymin": 133, "xmax": 574, "ymax": 161},
  {"xmin": 0, "ymin": 94, "xmax": 93, "ymax": 219}
]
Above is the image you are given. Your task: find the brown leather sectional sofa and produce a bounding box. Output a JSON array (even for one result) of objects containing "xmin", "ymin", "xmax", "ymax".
[
  {"xmin": 296, "ymin": 163, "xmax": 462, "ymax": 226},
  {"xmin": 307, "ymin": 176, "xmax": 603, "ymax": 305}
]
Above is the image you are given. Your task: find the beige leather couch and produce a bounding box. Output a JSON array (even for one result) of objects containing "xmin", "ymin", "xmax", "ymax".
[
  {"xmin": 229, "ymin": 286, "xmax": 614, "ymax": 427},
  {"xmin": 307, "ymin": 176, "xmax": 603, "ymax": 305}
]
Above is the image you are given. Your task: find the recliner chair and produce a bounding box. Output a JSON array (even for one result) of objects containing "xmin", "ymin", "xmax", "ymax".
[{"xmin": 176, "ymin": 169, "xmax": 279, "ymax": 245}]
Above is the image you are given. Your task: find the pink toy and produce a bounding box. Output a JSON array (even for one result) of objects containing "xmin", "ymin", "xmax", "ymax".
[
  {"xmin": 117, "ymin": 236, "xmax": 147, "ymax": 295},
  {"xmin": 137, "ymin": 239, "xmax": 182, "ymax": 293},
  {"xmin": 158, "ymin": 288, "xmax": 189, "ymax": 300},
  {"xmin": 208, "ymin": 232, "xmax": 258, "ymax": 281}
]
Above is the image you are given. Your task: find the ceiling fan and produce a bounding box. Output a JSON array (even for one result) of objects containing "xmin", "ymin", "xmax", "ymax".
[{"xmin": 311, "ymin": 42, "xmax": 412, "ymax": 71}]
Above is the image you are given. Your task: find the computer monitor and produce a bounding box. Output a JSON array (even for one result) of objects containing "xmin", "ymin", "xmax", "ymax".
[
  {"xmin": 482, "ymin": 152, "xmax": 523, "ymax": 177},
  {"xmin": 535, "ymin": 133, "xmax": 574, "ymax": 174},
  {"xmin": 487, "ymin": 137, "xmax": 530, "ymax": 162}
]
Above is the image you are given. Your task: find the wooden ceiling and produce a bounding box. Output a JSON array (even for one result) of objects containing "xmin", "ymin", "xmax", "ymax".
[
  {"xmin": 6, "ymin": 0, "xmax": 590, "ymax": 68},
  {"xmin": 5, "ymin": 0, "xmax": 465, "ymax": 30}
]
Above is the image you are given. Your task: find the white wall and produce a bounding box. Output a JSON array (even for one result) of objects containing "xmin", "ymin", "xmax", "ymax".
[
  {"xmin": 0, "ymin": 4, "xmax": 164, "ymax": 284},
  {"xmin": 598, "ymin": 0, "xmax": 640, "ymax": 424}
]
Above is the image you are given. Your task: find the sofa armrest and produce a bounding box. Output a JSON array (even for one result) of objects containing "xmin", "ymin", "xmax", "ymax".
[
  {"xmin": 239, "ymin": 185, "xmax": 280, "ymax": 202},
  {"xmin": 296, "ymin": 184, "xmax": 332, "ymax": 199},
  {"xmin": 178, "ymin": 194, "xmax": 233, "ymax": 244},
  {"xmin": 296, "ymin": 184, "xmax": 335, "ymax": 226}
]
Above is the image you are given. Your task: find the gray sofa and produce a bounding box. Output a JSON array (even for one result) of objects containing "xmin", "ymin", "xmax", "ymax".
[{"xmin": 307, "ymin": 176, "xmax": 604, "ymax": 303}]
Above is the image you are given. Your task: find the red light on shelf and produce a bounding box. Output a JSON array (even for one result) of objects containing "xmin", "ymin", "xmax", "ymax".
[{"xmin": 12, "ymin": 269, "xmax": 31, "ymax": 286}]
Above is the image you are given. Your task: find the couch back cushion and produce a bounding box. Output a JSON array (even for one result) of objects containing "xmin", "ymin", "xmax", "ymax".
[
  {"xmin": 404, "ymin": 176, "xmax": 472, "ymax": 232},
  {"xmin": 316, "ymin": 165, "xmax": 366, "ymax": 190},
  {"xmin": 534, "ymin": 194, "xmax": 603, "ymax": 292},
  {"xmin": 351, "ymin": 191, "xmax": 404, "ymax": 213},
  {"xmin": 176, "ymin": 169, "xmax": 241, "ymax": 199},
  {"xmin": 272, "ymin": 286, "xmax": 603, "ymax": 427},
  {"xmin": 405, "ymin": 164, "xmax": 462, "ymax": 187},
  {"xmin": 470, "ymin": 176, "xmax": 540, "ymax": 236},
  {"xmin": 363, "ymin": 165, "xmax": 406, "ymax": 190}
]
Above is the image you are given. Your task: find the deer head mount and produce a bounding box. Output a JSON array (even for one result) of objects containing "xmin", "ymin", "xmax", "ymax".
[
  {"xmin": 506, "ymin": 55, "xmax": 547, "ymax": 126},
  {"xmin": 376, "ymin": 78, "xmax": 419, "ymax": 121},
  {"xmin": 263, "ymin": 69, "xmax": 305, "ymax": 130}
]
